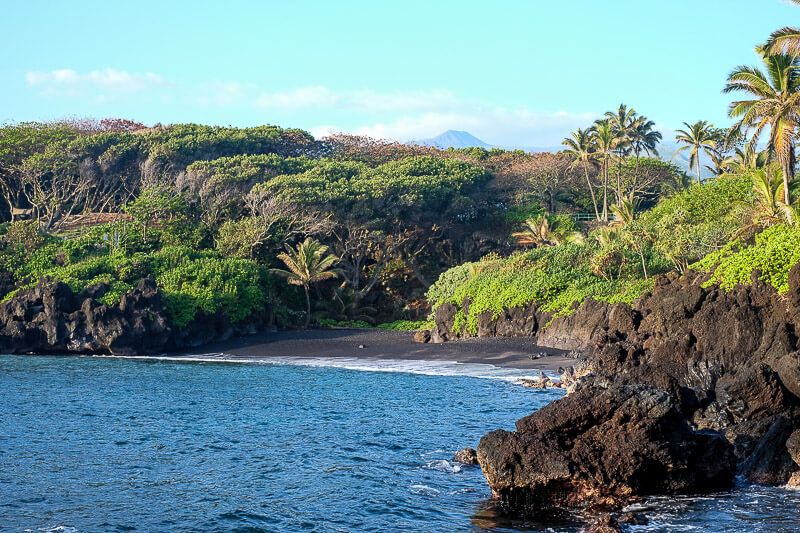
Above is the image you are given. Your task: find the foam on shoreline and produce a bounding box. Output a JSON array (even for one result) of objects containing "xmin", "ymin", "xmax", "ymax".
[{"xmin": 93, "ymin": 352, "xmax": 562, "ymax": 383}]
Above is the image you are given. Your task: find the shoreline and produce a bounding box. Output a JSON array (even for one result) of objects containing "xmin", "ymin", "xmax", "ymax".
[{"xmin": 171, "ymin": 328, "xmax": 579, "ymax": 373}]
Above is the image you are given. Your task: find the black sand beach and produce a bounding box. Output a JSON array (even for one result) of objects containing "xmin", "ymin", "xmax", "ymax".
[{"xmin": 186, "ymin": 329, "xmax": 578, "ymax": 372}]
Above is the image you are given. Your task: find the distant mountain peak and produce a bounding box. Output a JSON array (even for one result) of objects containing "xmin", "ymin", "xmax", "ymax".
[{"xmin": 413, "ymin": 130, "xmax": 491, "ymax": 149}]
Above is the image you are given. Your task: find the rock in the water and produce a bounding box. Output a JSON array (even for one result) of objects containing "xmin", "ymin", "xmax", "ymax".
[
  {"xmin": 477, "ymin": 384, "xmax": 736, "ymax": 513},
  {"xmin": 738, "ymin": 415, "xmax": 797, "ymax": 485},
  {"xmin": 787, "ymin": 429, "xmax": 800, "ymax": 466},
  {"xmin": 617, "ymin": 512, "xmax": 648, "ymax": 526},
  {"xmin": 452, "ymin": 447, "xmax": 478, "ymax": 465},
  {"xmin": 583, "ymin": 514, "xmax": 621, "ymax": 533}
]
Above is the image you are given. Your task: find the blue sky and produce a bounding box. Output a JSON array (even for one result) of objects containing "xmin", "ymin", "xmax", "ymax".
[{"xmin": 2, "ymin": 0, "xmax": 796, "ymax": 146}]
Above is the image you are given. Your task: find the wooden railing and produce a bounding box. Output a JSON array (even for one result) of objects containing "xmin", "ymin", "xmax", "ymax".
[{"xmin": 567, "ymin": 213, "xmax": 597, "ymax": 221}]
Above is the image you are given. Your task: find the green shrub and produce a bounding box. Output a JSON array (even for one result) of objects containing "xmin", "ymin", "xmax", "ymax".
[
  {"xmin": 156, "ymin": 256, "xmax": 266, "ymax": 326},
  {"xmin": 3, "ymin": 226, "xmax": 268, "ymax": 327},
  {"xmin": 425, "ymin": 262, "xmax": 474, "ymax": 309},
  {"xmin": 376, "ymin": 320, "xmax": 433, "ymax": 331},
  {"xmin": 638, "ymin": 174, "xmax": 751, "ymax": 270},
  {"xmin": 317, "ymin": 318, "xmax": 372, "ymax": 329},
  {"xmin": 692, "ymin": 224, "xmax": 800, "ymax": 292}
]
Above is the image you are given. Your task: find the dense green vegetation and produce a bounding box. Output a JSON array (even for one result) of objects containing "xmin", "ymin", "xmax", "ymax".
[
  {"xmin": 2, "ymin": 120, "xmax": 679, "ymax": 329},
  {"xmin": 693, "ymin": 224, "xmax": 800, "ymax": 293},
  {"xmin": 1, "ymin": 15, "xmax": 798, "ymax": 335}
]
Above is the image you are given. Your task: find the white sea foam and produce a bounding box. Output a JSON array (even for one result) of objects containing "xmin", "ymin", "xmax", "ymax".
[
  {"xmin": 409, "ymin": 484, "xmax": 441, "ymax": 496},
  {"xmin": 425, "ymin": 459, "xmax": 462, "ymax": 474},
  {"xmin": 101, "ymin": 353, "xmax": 561, "ymax": 383}
]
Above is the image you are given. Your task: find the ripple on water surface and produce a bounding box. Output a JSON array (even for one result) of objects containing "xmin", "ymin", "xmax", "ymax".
[{"xmin": 1, "ymin": 355, "xmax": 799, "ymax": 532}]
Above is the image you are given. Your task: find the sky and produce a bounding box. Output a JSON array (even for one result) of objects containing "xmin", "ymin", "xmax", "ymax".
[{"xmin": 1, "ymin": 0, "xmax": 796, "ymax": 146}]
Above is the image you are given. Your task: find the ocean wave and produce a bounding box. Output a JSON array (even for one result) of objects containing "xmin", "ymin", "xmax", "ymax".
[
  {"xmin": 101, "ymin": 353, "xmax": 562, "ymax": 383},
  {"xmin": 424, "ymin": 459, "xmax": 462, "ymax": 474}
]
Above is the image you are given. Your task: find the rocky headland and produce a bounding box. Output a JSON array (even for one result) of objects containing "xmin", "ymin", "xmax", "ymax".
[
  {"xmin": 434, "ymin": 266, "xmax": 800, "ymax": 518},
  {"xmin": 0, "ymin": 278, "xmax": 260, "ymax": 355}
]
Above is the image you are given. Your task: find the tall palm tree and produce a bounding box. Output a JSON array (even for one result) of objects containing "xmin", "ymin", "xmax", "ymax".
[
  {"xmin": 590, "ymin": 120, "xmax": 619, "ymax": 222},
  {"xmin": 724, "ymin": 48, "xmax": 800, "ymax": 204},
  {"xmin": 605, "ymin": 104, "xmax": 637, "ymax": 142},
  {"xmin": 767, "ymin": 0, "xmax": 800, "ymax": 56},
  {"xmin": 271, "ymin": 237, "xmax": 338, "ymax": 328},
  {"xmin": 675, "ymin": 120, "xmax": 718, "ymax": 184},
  {"xmin": 629, "ymin": 116, "xmax": 662, "ymax": 197},
  {"xmin": 605, "ymin": 104, "xmax": 637, "ymax": 204},
  {"xmin": 563, "ymin": 128, "xmax": 600, "ymax": 220}
]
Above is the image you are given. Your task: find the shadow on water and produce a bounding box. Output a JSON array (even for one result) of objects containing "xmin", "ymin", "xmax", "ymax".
[
  {"xmin": 471, "ymin": 484, "xmax": 800, "ymax": 533},
  {"xmin": 471, "ymin": 498, "xmax": 584, "ymax": 532}
]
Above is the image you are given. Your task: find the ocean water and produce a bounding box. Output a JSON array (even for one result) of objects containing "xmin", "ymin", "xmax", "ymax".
[{"xmin": 1, "ymin": 355, "xmax": 799, "ymax": 532}]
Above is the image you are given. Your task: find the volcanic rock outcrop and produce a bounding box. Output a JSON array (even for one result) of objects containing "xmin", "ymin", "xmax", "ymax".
[
  {"xmin": 0, "ymin": 278, "xmax": 255, "ymax": 355},
  {"xmin": 437, "ymin": 266, "xmax": 800, "ymax": 516}
]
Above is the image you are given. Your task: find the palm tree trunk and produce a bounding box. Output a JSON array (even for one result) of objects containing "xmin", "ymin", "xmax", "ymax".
[
  {"xmin": 782, "ymin": 143, "xmax": 795, "ymax": 204},
  {"xmin": 696, "ymin": 150, "xmax": 702, "ymax": 185},
  {"xmin": 602, "ymin": 158, "xmax": 609, "ymax": 222},
  {"xmin": 303, "ymin": 285, "xmax": 311, "ymax": 329},
  {"xmin": 639, "ymin": 247, "xmax": 648, "ymax": 280},
  {"xmin": 583, "ymin": 162, "xmax": 600, "ymax": 220}
]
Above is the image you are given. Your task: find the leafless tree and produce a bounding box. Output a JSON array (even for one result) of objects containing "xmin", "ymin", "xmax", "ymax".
[
  {"xmin": 20, "ymin": 159, "xmax": 92, "ymax": 231},
  {"xmin": 497, "ymin": 152, "xmax": 580, "ymax": 213}
]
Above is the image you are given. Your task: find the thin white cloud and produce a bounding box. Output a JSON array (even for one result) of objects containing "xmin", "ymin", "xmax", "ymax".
[
  {"xmin": 25, "ymin": 68, "xmax": 165, "ymax": 97},
  {"xmin": 330, "ymin": 108, "xmax": 599, "ymax": 147},
  {"xmin": 255, "ymin": 85, "xmax": 597, "ymax": 145},
  {"xmin": 20, "ymin": 72, "xmax": 603, "ymax": 146}
]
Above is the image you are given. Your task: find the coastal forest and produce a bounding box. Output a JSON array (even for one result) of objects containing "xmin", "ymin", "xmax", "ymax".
[{"xmin": 0, "ymin": 27, "xmax": 799, "ymax": 343}]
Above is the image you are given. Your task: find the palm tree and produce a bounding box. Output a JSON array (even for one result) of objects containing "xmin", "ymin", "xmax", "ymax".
[
  {"xmin": 563, "ymin": 128, "xmax": 600, "ymax": 220},
  {"xmin": 271, "ymin": 237, "xmax": 338, "ymax": 328},
  {"xmin": 724, "ymin": 48, "xmax": 800, "ymax": 204},
  {"xmin": 605, "ymin": 104, "xmax": 637, "ymax": 142},
  {"xmin": 605, "ymin": 104, "xmax": 637, "ymax": 204},
  {"xmin": 675, "ymin": 121, "xmax": 718, "ymax": 184},
  {"xmin": 590, "ymin": 120, "xmax": 619, "ymax": 221},
  {"xmin": 511, "ymin": 216, "xmax": 583, "ymax": 248},
  {"xmin": 512, "ymin": 217, "xmax": 558, "ymax": 247},
  {"xmin": 610, "ymin": 198, "xmax": 636, "ymax": 227},
  {"xmin": 705, "ymin": 151, "xmax": 731, "ymax": 176},
  {"xmin": 628, "ymin": 116, "xmax": 662, "ymax": 197},
  {"xmin": 769, "ymin": 27, "xmax": 800, "ymax": 56},
  {"xmin": 725, "ymin": 145, "xmax": 769, "ymax": 174},
  {"xmin": 747, "ymin": 165, "xmax": 798, "ymax": 229},
  {"xmin": 767, "ymin": 0, "xmax": 800, "ymax": 56}
]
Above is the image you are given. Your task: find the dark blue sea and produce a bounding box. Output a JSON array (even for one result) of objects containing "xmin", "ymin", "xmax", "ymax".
[{"xmin": 1, "ymin": 355, "xmax": 799, "ymax": 532}]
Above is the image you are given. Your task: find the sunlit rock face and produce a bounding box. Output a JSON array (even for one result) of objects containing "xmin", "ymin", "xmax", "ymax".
[{"xmin": 474, "ymin": 265, "xmax": 800, "ymax": 515}]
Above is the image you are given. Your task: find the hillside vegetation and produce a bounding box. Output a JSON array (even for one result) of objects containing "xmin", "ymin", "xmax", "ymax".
[{"xmin": 1, "ymin": 31, "xmax": 799, "ymax": 335}]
